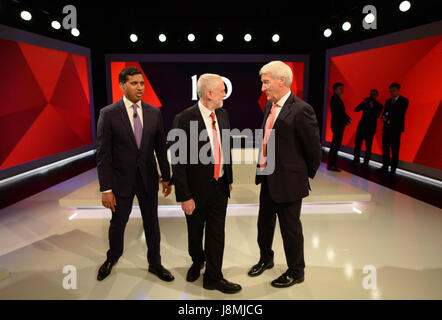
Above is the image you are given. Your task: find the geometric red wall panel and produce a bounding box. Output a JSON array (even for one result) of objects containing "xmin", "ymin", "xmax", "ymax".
[
  {"xmin": 0, "ymin": 38, "xmax": 92, "ymax": 170},
  {"xmin": 325, "ymin": 35, "xmax": 442, "ymax": 170}
]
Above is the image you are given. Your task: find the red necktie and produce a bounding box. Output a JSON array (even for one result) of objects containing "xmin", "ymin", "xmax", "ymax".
[
  {"xmin": 259, "ymin": 103, "xmax": 278, "ymax": 170},
  {"xmin": 210, "ymin": 112, "xmax": 221, "ymax": 180}
]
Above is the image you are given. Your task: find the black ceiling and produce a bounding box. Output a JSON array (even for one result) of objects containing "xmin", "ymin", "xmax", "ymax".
[{"xmin": 1, "ymin": 0, "xmax": 441, "ymax": 53}]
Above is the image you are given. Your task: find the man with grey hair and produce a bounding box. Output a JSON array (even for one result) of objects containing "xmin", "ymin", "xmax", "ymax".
[
  {"xmin": 249, "ymin": 61, "xmax": 322, "ymax": 288},
  {"xmin": 170, "ymin": 74, "xmax": 241, "ymax": 294}
]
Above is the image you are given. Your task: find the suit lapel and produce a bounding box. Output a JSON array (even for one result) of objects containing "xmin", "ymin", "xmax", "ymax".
[
  {"xmin": 118, "ymin": 99, "xmax": 138, "ymax": 149},
  {"xmin": 215, "ymin": 108, "xmax": 226, "ymax": 145},
  {"xmin": 272, "ymin": 93, "xmax": 295, "ymax": 131},
  {"xmin": 139, "ymin": 102, "xmax": 150, "ymax": 151},
  {"xmin": 261, "ymin": 102, "xmax": 272, "ymax": 129}
]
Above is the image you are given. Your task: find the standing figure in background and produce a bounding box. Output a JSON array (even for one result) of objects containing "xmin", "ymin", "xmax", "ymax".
[
  {"xmin": 381, "ymin": 83, "xmax": 409, "ymax": 175},
  {"xmin": 353, "ymin": 89, "xmax": 383, "ymax": 168},
  {"xmin": 327, "ymin": 82, "xmax": 351, "ymax": 172}
]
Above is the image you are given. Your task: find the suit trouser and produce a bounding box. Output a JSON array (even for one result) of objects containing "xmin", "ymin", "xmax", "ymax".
[
  {"xmin": 185, "ymin": 177, "xmax": 228, "ymax": 281},
  {"xmin": 106, "ymin": 169, "xmax": 161, "ymax": 267},
  {"xmin": 328, "ymin": 126, "xmax": 345, "ymax": 167},
  {"xmin": 257, "ymin": 179, "xmax": 305, "ymax": 277},
  {"xmin": 354, "ymin": 125, "xmax": 375, "ymax": 164},
  {"xmin": 382, "ymin": 127, "xmax": 402, "ymax": 172}
]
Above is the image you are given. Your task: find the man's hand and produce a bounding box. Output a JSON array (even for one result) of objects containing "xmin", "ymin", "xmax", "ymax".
[
  {"xmin": 162, "ymin": 181, "xmax": 172, "ymax": 197},
  {"xmin": 181, "ymin": 199, "xmax": 196, "ymax": 215},
  {"xmin": 102, "ymin": 192, "xmax": 117, "ymax": 212},
  {"xmin": 229, "ymin": 184, "xmax": 232, "ymax": 193}
]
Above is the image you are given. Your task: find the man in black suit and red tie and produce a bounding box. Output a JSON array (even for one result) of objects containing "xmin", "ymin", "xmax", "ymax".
[
  {"xmin": 96, "ymin": 66, "xmax": 174, "ymax": 282},
  {"xmin": 249, "ymin": 61, "xmax": 322, "ymax": 288},
  {"xmin": 170, "ymin": 73, "xmax": 241, "ymax": 294},
  {"xmin": 381, "ymin": 82, "xmax": 409, "ymax": 175},
  {"xmin": 327, "ymin": 82, "xmax": 351, "ymax": 172}
]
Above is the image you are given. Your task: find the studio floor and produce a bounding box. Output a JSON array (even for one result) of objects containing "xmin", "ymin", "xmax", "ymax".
[{"xmin": 0, "ymin": 162, "xmax": 441, "ymax": 300}]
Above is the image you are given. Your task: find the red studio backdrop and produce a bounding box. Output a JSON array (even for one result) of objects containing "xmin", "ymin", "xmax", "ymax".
[
  {"xmin": 0, "ymin": 38, "xmax": 92, "ymax": 170},
  {"xmin": 325, "ymin": 34, "xmax": 442, "ymax": 171}
]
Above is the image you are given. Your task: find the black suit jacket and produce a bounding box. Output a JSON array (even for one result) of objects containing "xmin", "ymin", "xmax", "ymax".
[
  {"xmin": 382, "ymin": 95, "xmax": 408, "ymax": 132},
  {"xmin": 96, "ymin": 98, "xmax": 170, "ymax": 197},
  {"xmin": 330, "ymin": 93, "xmax": 350, "ymax": 132},
  {"xmin": 255, "ymin": 93, "xmax": 322, "ymax": 203},
  {"xmin": 170, "ymin": 104, "xmax": 233, "ymax": 206},
  {"xmin": 355, "ymin": 98, "xmax": 383, "ymax": 134}
]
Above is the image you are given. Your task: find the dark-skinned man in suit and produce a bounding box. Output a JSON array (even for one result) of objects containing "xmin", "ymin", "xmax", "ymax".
[{"xmin": 96, "ymin": 66, "xmax": 174, "ymax": 282}]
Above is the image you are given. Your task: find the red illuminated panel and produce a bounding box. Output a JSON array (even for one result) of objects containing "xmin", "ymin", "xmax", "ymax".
[
  {"xmin": 0, "ymin": 38, "xmax": 92, "ymax": 170},
  {"xmin": 325, "ymin": 35, "xmax": 442, "ymax": 170},
  {"xmin": 110, "ymin": 62, "xmax": 162, "ymax": 107}
]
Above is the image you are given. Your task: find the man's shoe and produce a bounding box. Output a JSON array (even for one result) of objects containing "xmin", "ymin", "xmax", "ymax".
[
  {"xmin": 203, "ymin": 278, "xmax": 242, "ymax": 294},
  {"xmin": 327, "ymin": 166, "xmax": 341, "ymax": 172},
  {"xmin": 148, "ymin": 265, "xmax": 175, "ymax": 282},
  {"xmin": 271, "ymin": 272, "xmax": 304, "ymax": 288},
  {"xmin": 248, "ymin": 260, "xmax": 274, "ymax": 277},
  {"xmin": 97, "ymin": 259, "xmax": 116, "ymax": 281},
  {"xmin": 186, "ymin": 262, "xmax": 204, "ymax": 282}
]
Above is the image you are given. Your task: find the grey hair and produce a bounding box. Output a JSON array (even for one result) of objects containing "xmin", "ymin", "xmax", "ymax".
[
  {"xmin": 197, "ymin": 73, "xmax": 222, "ymax": 98},
  {"xmin": 259, "ymin": 61, "xmax": 293, "ymax": 87}
]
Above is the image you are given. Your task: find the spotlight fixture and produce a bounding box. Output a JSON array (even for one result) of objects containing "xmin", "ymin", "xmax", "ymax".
[
  {"xmin": 272, "ymin": 34, "xmax": 280, "ymax": 42},
  {"xmin": 364, "ymin": 13, "xmax": 375, "ymax": 24},
  {"xmin": 342, "ymin": 21, "xmax": 351, "ymax": 31},
  {"xmin": 51, "ymin": 20, "xmax": 61, "ymax": 30},
  {"xmin": 244, "ymin": 33, "xmax": 252, "ymax": 42},
  {"xmin": 187, "ymin": 33, "xmax": 195, "ymax": 42},
  {"xmin": 20, "ymin": 10, "xmax": 32, "ymax": 21},
  {"xmin": 71, "ymin": 28, "xmax": 80, "ymax": 37},
  {"xmin": 130, "ymin": 34, "xmax": 138, "ymax": 42},
  {"xmin": 323, "ymin": 28, "xmax": 332, "ymax": 38},
  {"xmin": 159, "ymin": 33, "xmax": 167, "ymax": 42},
  {"xmin": 399, "ymin": 1, "xmax": 411, "ymax": 12},
  {"xmin": 216, "ymin": 33, "xmax": 224, "ymax": 42}
]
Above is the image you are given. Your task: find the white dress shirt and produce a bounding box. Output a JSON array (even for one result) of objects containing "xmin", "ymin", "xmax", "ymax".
[
  {"xmin": 198, "ymin": 101, "xmax": 224, "ymax": 178},
  {"xmin": 268, "ymin": 90, "xmax": 291, "ymax": 127},
  {"xmin": 101, "ymin": 96, "xmax": 143, "ymax": 194}
]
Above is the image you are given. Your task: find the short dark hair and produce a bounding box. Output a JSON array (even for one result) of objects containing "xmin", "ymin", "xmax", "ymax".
[
  {"xmin": 389, "ymin": 82, "xmax": 400, "ymax": 90},
  {"xmin": 119, "ymin": 66, "xmax": 143, "ymax": 84},
  {"xmin": 370, "ymin": 89, "xmax": 379, "ymax": 94},
  {"xmin": 333, "ymin": 82, "xmax": 344, "ymax": 91}
]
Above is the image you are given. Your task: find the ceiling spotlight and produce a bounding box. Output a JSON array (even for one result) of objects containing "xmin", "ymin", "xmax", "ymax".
[
  {"xmin": 130, "ymin": 34, "xmax": 138, "ymax": 42},
  {"xmin": 272, "ymin": 34, "xmax": 280, "ymax": 42},
  {"xmin": 364, "ymin": 13, "xmax": 375, "ymax": 24},
  {"xmin": 187, "ymin": 33, "xmax": 195, "ymax": 42},
  {"xmin": 159, "ymin": 33, "xmax": 167, "ymax": 42},
  {"xmin": 216, "ymin": 33, "xmax": 224, "ymax": 42},
  {"xmin": 20, "ymin": 10, "xmax": 32, "ymax": 21},
  {"xmin": 342, "ymin": 21, "xmax": 351, "ymax": 31},
  {"xmin": 71, "ymin": 28, "xmax": 80, "ymax": 37},
  {"xmin": 323, "ymin": 28, "xmax": 332, "ymax": 38},
  {"xmin": 244, "ymin": 33, "xmax": 252, "ymax": 42},
  {"xmin": 51, "ymin": 20, "xmax": 61, "ymax": 30},
  {"xmin": 399, "ymin": 1, "xmax": 411, "ymax": 12}
]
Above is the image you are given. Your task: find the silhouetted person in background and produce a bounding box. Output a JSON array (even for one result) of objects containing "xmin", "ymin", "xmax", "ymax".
[
  {"xmin": 353, "ymin": 89, "xmax": 383, "ymax": 168},
  {"xmin": 327, "ymin": 82, "xmax": 351, "ymax": 172},
  {"xmin": 381, "ymin": 83, "xmax": 408, "ymax": 175}
]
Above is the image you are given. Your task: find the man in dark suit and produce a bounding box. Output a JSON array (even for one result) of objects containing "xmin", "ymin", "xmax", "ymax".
[
  {"xmin": 327, "ymin": 82, "xmax": 351, "ymax": 172},
  {"xmin": 381, "ymin": 83, "xmax": 409, "ymax": 175},
  {"xmin": 170, "ymin": 74, "xmax": 241, "ymax": 294},
  {"xmin": 249, "ymin": 61, "xmax": 322, "ymax": 288},
  {"xmin": 96, "ymin": 66, "xmax": 174, "ymax": 282},
  {"xmin": 353, "ymin": 89, "xmax": 384, "ymax": 168}
]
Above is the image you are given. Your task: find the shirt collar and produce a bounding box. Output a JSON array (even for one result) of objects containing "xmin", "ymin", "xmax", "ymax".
[
  {"xmin": 123, "ymin": 95, "xmax": 142, "ymax": 109},
  {"xmin": 198, "ymin": 100, "xmax": 215, "ymax": 118},
  {"xmin": 275, "ymin": 90, "xmax": 292, "ymax": 108}
]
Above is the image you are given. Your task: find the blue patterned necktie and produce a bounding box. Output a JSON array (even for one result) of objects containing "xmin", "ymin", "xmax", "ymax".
[{"xmin": 133, "ymin": 104, "xmax": 143, "ymax": 149}]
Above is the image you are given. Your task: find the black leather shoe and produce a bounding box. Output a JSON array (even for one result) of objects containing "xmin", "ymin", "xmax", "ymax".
[
  {"xmin": 327, "ymin": 166, "xmax": 341, "ymax": 172},
  {"xmin": 186, "ymin": 262, "xmax": 205, "ymax": 282},
  {"xmin": 97, "ymin": 259, "xmax": 116, "ymax": 281},
  {"xmin": 203, "ymin": 278, "xmax": 242, "ymax": 294},
  {"xmin": 271, "ymin": 272, "xmax": 304, "ymax": 288},
  {"xmin": 148, "ymin": 265, "xmax": 175, "ymax": 282},
  {"xmin": 248, "ymin": 260, "xmax": 274, "ymax": 277}
]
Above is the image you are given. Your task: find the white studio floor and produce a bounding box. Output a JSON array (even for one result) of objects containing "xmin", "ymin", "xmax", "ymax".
[{"xmin": 0, "ymin": 163, "xmax": 441, "ymax": 300}]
